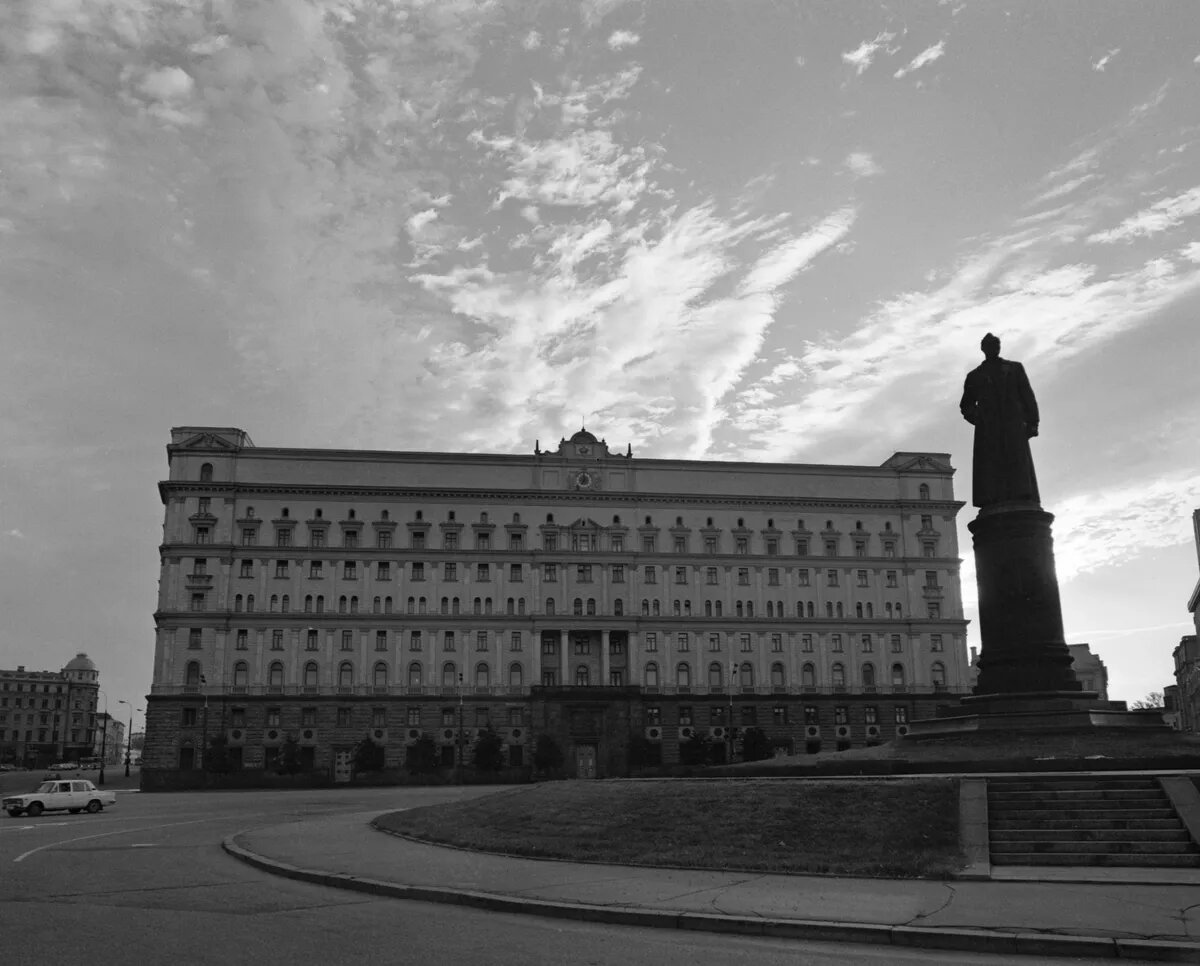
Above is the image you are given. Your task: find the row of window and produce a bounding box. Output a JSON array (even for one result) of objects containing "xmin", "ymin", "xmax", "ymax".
[
  {"xmin": 192, "ymin": 627, "xmax": 948, "ymax": 655},
  {"xmin": 186, "ymin": 703, "xmax": 527, "ymax": 730},
  {"xmin": 646, "ymin": 704, "xmax": 911, "ymax": 727},
  {"xmin": 3, "ymin": 729, "xmax": 91, "ymax": 744},
  {"xmin": 180, "ymin": 658, "xmax": 947, "ymax": 691}
]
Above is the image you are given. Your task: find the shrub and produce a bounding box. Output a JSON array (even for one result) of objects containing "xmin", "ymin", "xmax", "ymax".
[
  {"xmin": 679, "ymin": 731, "xmax": 713, "ymax": 766},
  {"xmin": 533, "ymin": 734, "xmax": 564, "ymax": 775},
  {"xmin": 406, "ymin": 734, "xmax": 440, "ymax": 775},
  {"xmin": 741, "ymin": 727, "xmax": 773, "ymax": 762},
  {"xmin": 278, "ymin": 735, "xmax": 302, "ymax": 774},
  {"xmin": 472, "ymin": 727, "xmax": 506, "ymax": 772},
  {"xmin": 353, "ymin": 735, "xmax": 385, "ymax": 773}
]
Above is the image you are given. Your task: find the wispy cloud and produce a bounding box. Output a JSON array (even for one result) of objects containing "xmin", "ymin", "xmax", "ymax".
[
  {"xmin": 1087, "ymin": 185, "xmax": 1200, "ymax": 244},
  {"xmin": 1092, "ymin": 48, "xmax": 1120, "ymax": 71},
  {"xmin": 894, "ymin": 40, "xmax": 945, "ymax": 79},
  {"xmin": 842, "ymin": 32, "xmax": 897, "ymax": 75},
  {"xmin": 608, "ymin": 30, "xmax": 640, "ymax": 51},
  {"xmin": 844, "ymin": 152, "xmax": 882, "ymax": 178}
]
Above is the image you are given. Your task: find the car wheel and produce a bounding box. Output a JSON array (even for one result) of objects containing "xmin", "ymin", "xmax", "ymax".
[
  {"xmin": 86, "ymin": 800, "xmax": 102, "ymax": 813},
  {"xmin": 26, "ymin": 802, "xmax": 43, "ymax": 817},
  {"xmin": 68, "ymin": 808, "xmax": 81, "ymax": 814},
  {"xmin": 6, "ymin": 809, "xmax": 22, "ymax": 817}
]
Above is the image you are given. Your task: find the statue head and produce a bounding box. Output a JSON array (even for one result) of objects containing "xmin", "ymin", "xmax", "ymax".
[{"xmin": 980, "ymin": 333, "xmax": 1001, "ymax": 359}]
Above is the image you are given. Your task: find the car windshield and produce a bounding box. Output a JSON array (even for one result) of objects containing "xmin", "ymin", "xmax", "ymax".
[{"xmin": 35, "ymin": 782, "xmax": 58, "ymax": 793}]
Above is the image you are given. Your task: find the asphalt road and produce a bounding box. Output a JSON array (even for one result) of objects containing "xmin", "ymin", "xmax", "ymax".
[{"xmin": 0, "ymin": 785, "xmax": 1130, "ymax": 966}]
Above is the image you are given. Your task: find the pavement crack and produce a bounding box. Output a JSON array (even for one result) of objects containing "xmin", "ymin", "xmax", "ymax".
[{"xmin": 903, "ymin": 882, "xmax": 956, "ymax": 925}]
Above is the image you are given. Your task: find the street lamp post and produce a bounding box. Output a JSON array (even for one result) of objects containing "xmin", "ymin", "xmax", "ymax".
[
  {"xmin": 728, "ymin": 661, "xmax": 737, "ymax": 765},
  {"xmin": 97, "ymin": 689, "xmax": 108, "ymax": 786},
  {"xmin": 458, "ymin": 672, "xmax": 465, "ymax": 784},
  {"xmin": 119, "ymin": 700, "xmax": 141, "ymax": 777}
]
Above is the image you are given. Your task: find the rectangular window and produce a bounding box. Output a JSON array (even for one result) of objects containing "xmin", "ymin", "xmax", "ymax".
[
  {"xmin": 801, "ymin": 634, "xmax": 813, "ymax": 652},
  {"xmin": 891, "ymin": 634, "xmax": 903, "ymax": 653},
  {"xmin": 271, "ymin": 629, "xmax": 284, "ymax": 650},
  {"xmin": 708, "ymin": 633, "xmax": 721, "ymax": 652},
  {"xmin": 311, "ymin": 529, "xmax": 326, "ymax": 547},
  {"xmin": 645, "ymin": 632, "xmax": 657, "ymax": 652},
  {"xmin": 477, "ymin": 532, "xmax": 491, "ymax": 551},
  {"xmin": 773, "ymin": 704, "xmax": 788, "ymax": 725},
  {"xmin": 440, "ymin": 708, "xmax": 455, "ymax": 727},
  {"xmin": 236, "ymin": 629, "xmax": 248, "ymax": 650},
  {"xmin": 411, "ymin": 562, "xmax": 425, "ymax": 581},
  {"xmin": 930, "ymin": 634, "xmax": 944, "ymax": 652},
  {"xmin": 509, "ymin": 533, "xmax": 524, "ymax": 551},
  {"xmin": 704, "ymin": 537, "xmax": 717, "ymax": 554},
  {"xmin": 276, "ymin": 529, "xmax": 291, "ymax": 547},
  {"xmin": 375, "ymin": 631, "xmax": 387, "ymax": 651},
  {"xmin": 861, "ymin": 634, "xmax": 873, "ymax": 652},
  {"xmin": 797, "ymin": 568, "xmax": 810, "ymax": 586},
  {"xmin": 834, "ymin": 706, "xmax": 848, "ymax": 726},
  {"xmin": 509, "ymin": 564, "xmax": 523, "ymax": 581},
  {"xmin": 831, "ymin": 634, "xmax": 843, "ymax": 652},
  {"xmin": 611, "ymin": 564, "xmax": 625, "ymax": 583},
  {"xmin": 740, "ymin": 634, "xmax": 752, "ymax": 652},
  {"xmin": 474, "ymin": 707, "xmax": 488, "ymax": 727},
  {"xmin": 894, "ymin": 706, "xmax": 908, "ymax": 725},
  {"xmin": 371, "ymin": 707, "xmax": 385, "ymax": 728},
  {"xmin": 641, "ymin": 535, "xmax": 655, "ymax": 552},
  {"xmin": 737, "ymin": 568, "xmax": 750, "ymax": 585},
  {"xmin": 188, "ymin": 628, "xmax": 202, "ymax": 649},
  {"xmin": 826, "ymin": 569, "xmax": 839, "ymax": 587},
  {"xmin": 443, "ymin": 631, "xmax": 455, "ymax": 651},
  {"xmin": 766, "ymin": 539, "xmax": 779, "ymax": 555},
  {"xmin": 444, "ymin": 562, "xmax": 457, "ymax": 581},
  {"xmin": 883, "ymin": 541, "xmax": 896, "ymax": 558},
  {"xmin": 771, "ymin": 634, "xmax": 782, "ymax": 652},
  {"xmin": 705, "ymin": 567, "xmax": 718, "ymax": 585},
  {"xmin": 543, "ymin": 533, "xmax": 558, "ymax": 551},
  {"xmin": 241, "ymin": 528, "xmax": 256, "ymax": 546},
  {"xmin": 574, "ymin": 637, "xmax": 590, "ymax": 656},
  {"xmin": 231, "ymin": 708, "xmax": 246, "ymax": 728},
  {"xmin": 410, "ymin": 631, "xmax": 422, "ymax": 651},
  {"xmin": 796, "ymin": 538, "xmax": 809, "ymax": 555},
  {"xmin": 541, "ymin": 638, "xmax": 555, "ymax": 656},
  {"xmin": 444, "ymin": 531, "xmax": 459, "ymax": 551},
  {"xmin": 709, "ymin": 706, "xmax": 725, "ymax": 725},
  {"xmin": 674, "ymin": 537, "xmax": 686, "ymax": 553},
  {"xmin": 543, "ymin": 563, "xmax": 558, "ymax": 581},
  {"xmin": 266, "ymin": 707, "xmax": 281, "ymax": 727},
  {"xmin": 767, "ymin": 568, "xmax": 780, "ymax": 586},
  {"xmin": 921, "ymin": 514, "xmax": 933, "ymax": 530},
  {"xmin": 855, "ymin": 540, "xmax": 867, "ymax": 557},
  {"xmin": 740, "ymin": 706, "xmax": 756, "ymax": 725},
  {"xmin": 198, "ymin": 495, "xmax": 211, "ymax": 512},
  {"xmin": 343, "ymin": 561, "xmax": 357, "ymax": 579},
  {"xmin": 476, "ymin": 631, "xmax": 488, "ymax": 651},
  {"xmin": 865, "ymin": 705, "xmax": 878, "ymax": 725},
  {"xmin": 376, "ymin": 530, "xmax": 392, "ymax": 549},
  {"xmin": 510, "ymin": 631, "xmax": 522, "ymax": 651},
  {"xmin": 676, "ymin": 633, "xmax": 689, "ymax": 652},
  {"xmin": 306, "ymin": 629, "xmax": 318, "ymax": 651},
  {"xmin": 308, "ymin": 561, "xmax": 322, "ymax": 579},
  {"xmin": 610, "ymin": 534, "xmax": 624, "ymax": 552},
  {"xmin": 886, "ymin": 571, "xmax": 898, "ymax": 588},
  {"xmin": 804, "ymin": 705, "xmax": 819, "ymax": 725},
  {"xmin": 189, "ymin": 558, "xmax": 207, "ymax": 576},
  {"xmin": 341, "ymin": 630, "xmax": 353, "ymax": 651},
  {"xmin": 407, "ymin": 707, "xmax": 421, "ymax": 726},
  {"xmin": 857, "ymin": 569, "xmax": 870, "ymax": 587},
  {"xmin": 476, "ymin": 563, "xmax": 490, "ymax": 581},
  {"xmin": 644, "ymin": 566, "xmax": 657, "ymax": 584},
  {"xmin": 376, "ymin": 562, "xmax": 390, "ymax": 580},
  {"xmin": 577, "ymin": 564, "xmax": 592, "ymax": 583},
  {"xmin": 923, "ymin": 542, "xmax": 937, "ymax": 557},
  {"xmin": 674, "ymin": 567, "xmax": 687, "ymax": 585},
  {"xmin": 824, "ymin": 539, "xmax": 837, "ymax": 556},
  {"xmin": 736, "ymin": 538, "xmax": 748, "ymax": 554},
  {"xmin": 337, "ymin": 707, "xmax": 352, "ymax": 727},
  {"xmin": 645, "ymin": 706, "xmax": 661, "ymax": 726},
  {"xmin": 344, "ymin": 530, "xmax": 359, "ymax": 549},
  {"xmin": 411, "ymin": 531, "xmax": 425, "ymax": 550},
  {"xmin": 925, "ymin": 571, "xmax": 939, "ymax": 588},
  {"xmin": 678, "ymin": 705, "xmax": 692, "ymax": 726},
  {"xmin": 275, "ymin": 560, "xmax": 289, "ymax": 578}
]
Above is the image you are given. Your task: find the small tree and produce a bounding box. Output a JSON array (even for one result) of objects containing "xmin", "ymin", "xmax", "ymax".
[
  {"xmin": 679, "ymin": 731, "xmax": 712, "ymax": 766},
  {"xmin": 406, "ymin": 734, "xmax": 439, "ymax": 775},
  {"xmin": 1131, "ymin": 691, "xmax": 1164, "ymax": 710},
  {"xmin": 472, "ymin": 727, "xmax": 506, "ymax": 772},
  {"xmin": 278, "ymin": 735, "xmax": 302, "ymax": 775},
  {"xmin": 740, "ymin": 727, "xmax": 772, "ymax": 762},
  {"xmin": 353, "ymin": 735, "xmax": 385, "ymax": 773},
  {"xmin": 533, "ymin": 734, "xmax": 564, "ymax": 775}
]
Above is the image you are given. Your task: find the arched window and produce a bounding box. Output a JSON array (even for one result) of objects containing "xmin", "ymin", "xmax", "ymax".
[
  {"xmin": 747, "ymin": 601, "xmax": 754, "ymax": 617},
  {"xmin": 235, "ymin": 594, "xmax": 244, "ymax": 612},
  {"xmin": 614, "ymin": 599, "xmax": 624, "ymax": 616},
  {"xmin": 546, "ymin": 597, "xmax": 556, "ymax": 616},
  {"xmin": 441, "ymin": 597, "xmax": 449, "ymax": 614},
  {"xmin": 349, "ymin": 595, "xmax": 358, "ymax": 613},
  {"xmin": 931, "ymin": 662, "xmax": 947, "ymax": 687},
  {"xmin": 645, "ymin": 662, "xmax": 659, "ymax": 687},
  {"xmin": 676, "ymin": 663, "xmax": 691, "ymax": 688},
  {"xmin": 573, "ymin": 598, "xmax": 583, "ymax": 616},
  {"xmin": 684, "ymin": 600, "xmax": 692, "ymax": 616},
  {"xmin": 408, "ymin": 662, "xmax": 422, "ymax": 687},
  {"xmin": 708, "ymin": 662, "xmax": 723, "ymax": 687},
  {"xmin": 373, "ymin": 662, "xmax": 388, "ymax": 689},
  {"xmin": 885, "ymin": 602, "xmax": 893, "ymax": 617},
  {"xmin": 652, "ymin": 600, "xmax": 660, "ymax": 616},
  {"xmin": 771, "ymin": 663, "xmax": 785, "ymax": 688},
  {"xmin": 200, "ymin": 463, "xmax": 213, "ymax": 481},
  {"xmin": 855, "ymin": 602, "xmax": 863, "ymax": 618},
  {"xmin": 484, "ymin": 597, "xmax": 492, "ymax": 615},
  {"xmin": 866, "ymin": 602, "xmax": 873, "ymax": 618},
  {"xmin": 304, "ymin": 662, "xmax": 319, "ymax": 688},
  {"xmin": 246, "ymin": 594, "xmax": 255, "ymax": 612},
  {"xmin": 338, "ymin": 661, "xmax": 353, "ymax": 689},
  {"xmin": 831, "ymin": 663, "xmax": 846, "ymax": 688},
  {"xmin": 736, "ymin": 601, "xmax": 744, "ymax": 617},
  {"xmin": 452, "ymin": 597, "xmax": 461, "ymax": 615},
  {"xmin": 825, "ymin": 602, "xmax": 833, "ymax": 618},
  {"xmin": 305, "ymin": 595, "xmax": 313, "ymax": 613},
  {"xmin": 862, "ymin": 663, "xmax": 876, "ymax": 688},
  {"xmin": 475, "ymin": 662, "xmax": 490, "ymax": 688},
  {"xmin": 234, "ymin": 661, "xmax": 249, "ymax": 688},
  {"xmin": 270, "ymin": 595, "xmax": 279, "ymax": 613},
  {"xmin": 509, "ymin": 663, "xmax": 523, "ymax": 687},
  {"xmin": 641, "ymin": 599, "xmax": 649, "ymax": 616},
  {"xmin": 706, "ymin": 601, "xmax": 713, "ymax": 617},
  {"xmin": 892, "ymin": 663, "xmax": 906, "ymax": 688},
  {"xmin": 587, "ymin": 598, "xmax": 596, "ymax": 616},
  {"xmin": 269, "ymin": 661, "xmax": 285, "ymax": 689},
  {"xmin": 766, "ymin": 601, "xmax": 774, "ymax": 618},
  {"xmin": 806, "ymin": 602, "xmax": 814, "ymax": 618},
  {"xmin": 506, "ymin": 598, "xmax": 515, "ymax": 615},
  {"xmin": 185, "ymin": 661, "xmax": 201, "ymax": 686},
  {"xmin": 281, "ymin": 595, "xmax": 290, "ymax": 613},
  {"xmin": 740, "ymin": 662, "xmax": 754, "ymax": 687},
  {"xmin": 715, "ymin": 600, "xmax": 722, "ymax": 616},
  {"xmin": 801, "ymin": 663, "xmax": 816, "ymax": 688},
  {"xmin": 518, "ymin": 598, "xmax": 526, "ymax": 615},
  {"xmin": 442, "ymin": 662, "xmax": 457, "ymax": 688},
  {"xmin": 575, "ymin": 665, "xmax": 589, "ymax": 686},
  {"xmin": 919, "ymin": 483, "xmax": 930, "ymax": 500},
  {"xmin": 673, "ymin": 600, "xmax": 681, "ymax": 616},
  {"xmin": 836, "ymin": 602, "xmax": 844, "ymax": 618},
  {"xmin": 895, "ymin": 603, "xmax": 902, "ymax": 618},
  {"xmin": 343, "ymin": 596, "xmax": 351, "ymax": 614},
  {"xmin": 384, "ymin": 596, "xmax": 392, "ymax": 614},
  {"xmin": 373, "ymin": 596, "xmax": 381, "ymax": 614}
]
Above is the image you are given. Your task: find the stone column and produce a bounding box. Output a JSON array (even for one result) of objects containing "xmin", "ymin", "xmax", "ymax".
[
  {"xmin": 966, "ymin": 505, "xmax": 1081, "ymax": 697},
  {"xmin": 560, "ymin": 629, "xmax": 569, "ymax": 686},
  {"xmin": 530, "ymin": 626, "xmax": 542, "ymax": 686},
  {"xmin": 601, "ymin": 629, "xmax": 611, "ymax": 686},
  {"xmin": 627, "ymin": 631, "xmax": 640, "ymax": 685}
]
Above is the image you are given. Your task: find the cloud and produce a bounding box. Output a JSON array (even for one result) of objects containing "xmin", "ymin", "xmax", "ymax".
[
  {"xmin": 1092, "ymin": 48, "xmax": 1120, "ymax": 71},
  {"xmin": 844, "ymin": 152, "xmax": 882, "ymax": 178},
  {"xmin": 1087, "ymin": 185, "xmax": 1200, "ymax": 244},
  {"xmin": 894, "ymin": 40, "xmax": 945, "ymax": 79},
  {"xmin": 5, "ymin": 529, "xmax": 26, "ymax": 540},
  {"xmin": 607, "ymin": 30, "xmax": 639, "ymax": 50},
  {"xmin": 522, "ymin": 30, "xmax": 542, "ymax": 51},
  {"xmin": 841, "ymin": 32, "xmax": 896, "ymax": 75}
]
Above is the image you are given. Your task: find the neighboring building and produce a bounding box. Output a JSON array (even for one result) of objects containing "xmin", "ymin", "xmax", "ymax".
[
  {"xmin": 0, "ymin": 653, "xmax": 101, "ymax": 768},
  {"xmin": 93, "ymin": 713, "xmax": 125, "ymax": 765},
  {"xmin": 1174, "ymin": 635, "xmax": 1200, "ymax": 734},
  {"xmin": 966, "ymin": 642, "xmax": 1108, "ymax": 699},
  {"xmin": 1163, "ymin": 685, "xmax": 1182, "ymax": 731},
  {"xmin": 146, "ymin": 427, "xmax": 971, "ymax": 777}
]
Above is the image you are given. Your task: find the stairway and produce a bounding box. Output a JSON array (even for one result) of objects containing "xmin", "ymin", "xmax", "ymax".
[{"xmin": 987, "ymin": 775, "xmax": 1200, "ymax": 867}]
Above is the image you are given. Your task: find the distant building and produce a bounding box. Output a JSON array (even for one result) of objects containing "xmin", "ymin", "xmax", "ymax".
[
  {"xmin": 0, "ymin": 653, "xmax": 101, "ymax": 768},
  {"xmin": 1163, "ymin": 685, "xmax": 1182, "ymax": 731},
  {"xmin": 966, "ymin": 642, "xmax": 1108, "ymax": 699},
  {"xmin": 146, "ymin": 426, "xmax": 971, "ymax": 778},
  {"xmin": 93, "ymin": 713, "xmax": 125, "ymax": 765},
  {"xmin": 1173, "ymin": 635, "xmax": 1200, "ymax": 734}
]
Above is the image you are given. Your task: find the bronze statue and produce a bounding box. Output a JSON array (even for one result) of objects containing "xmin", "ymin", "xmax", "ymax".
[{"xmin": 960, "ymin": 333, "xmax": 1040, "ymax": 508}]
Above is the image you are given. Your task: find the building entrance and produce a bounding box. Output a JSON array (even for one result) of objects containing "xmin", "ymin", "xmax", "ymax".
[{"xmin": 574, "ymin": 744, "xmax": 596, "ymax": 779}]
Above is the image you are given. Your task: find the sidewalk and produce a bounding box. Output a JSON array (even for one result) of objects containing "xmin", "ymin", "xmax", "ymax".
[{"xmin": 224, "ymin": 810, "xmax": 1200, "ymax": 962}]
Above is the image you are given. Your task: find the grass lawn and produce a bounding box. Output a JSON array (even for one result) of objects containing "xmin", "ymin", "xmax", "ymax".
[{"xmin": 375, "ymin": 778, "xmax": 963, "ymax": 878}]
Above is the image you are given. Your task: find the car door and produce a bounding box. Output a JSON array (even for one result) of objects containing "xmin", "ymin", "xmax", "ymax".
[
  {"xmin": 72, "ymin": 781, "xmax": 91, "ymax": 807},
  {"xmin": 50, "ymin": 782, "xmax": 73, "ymax": 811}
]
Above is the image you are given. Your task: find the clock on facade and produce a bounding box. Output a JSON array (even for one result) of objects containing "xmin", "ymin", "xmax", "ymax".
[{"xmin": 573, "ymin": 470, "xmax": 595, "ymax": 490}]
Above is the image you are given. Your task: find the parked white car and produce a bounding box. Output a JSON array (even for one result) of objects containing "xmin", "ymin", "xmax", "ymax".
[{"xmin": 3, "ymin": 779, "xmax": 117, "ymax": 817}]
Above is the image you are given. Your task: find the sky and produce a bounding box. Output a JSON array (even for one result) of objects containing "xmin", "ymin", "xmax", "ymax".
[{"xmin": 2, "ymin": 0, "xmax": 1199, "ymax": 717}]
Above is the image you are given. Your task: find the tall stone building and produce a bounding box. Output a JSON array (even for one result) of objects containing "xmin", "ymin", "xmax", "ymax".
[
  {"xmin": 145, "ymin": 426, "xmax": 971, "ymax": 778},
  {"xmin": 0, "ymin": 653, "xmax": 101, "ymax": 768}
]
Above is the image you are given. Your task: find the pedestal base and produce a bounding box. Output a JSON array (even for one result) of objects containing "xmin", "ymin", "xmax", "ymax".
[{"xmin": 905, "ymin": 691, "xmax": 1169, "ymax": 739}]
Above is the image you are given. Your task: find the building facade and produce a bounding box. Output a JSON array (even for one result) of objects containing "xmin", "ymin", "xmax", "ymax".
[
  {"xmin": 0, "ymin": 653, "xmax": 101, "ymax": 768},
  {"xmin": 92, "ymin": 714, "xmax": 125, "ymax": 765},
  {"xmin": 146, "ymin": 427, "xmax": 971, "ymax": 777}
]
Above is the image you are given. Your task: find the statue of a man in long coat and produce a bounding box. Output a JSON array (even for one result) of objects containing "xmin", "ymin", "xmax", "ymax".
[{"xmin": 959, "ymin": 333, "xmax": 1041, "ymax": 508}]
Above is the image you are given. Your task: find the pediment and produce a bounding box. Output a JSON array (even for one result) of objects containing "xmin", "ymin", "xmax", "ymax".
[
  {"xmin": 177, "ymin": 432, "xmax": 240, "ymax": 451},
  {"xmin": 568, "ymin": 517, "xmax": 603, "ymax": 530},
  {"xmin": 884, "ymin": 452, "xmax": 952, "ymax": 474}
]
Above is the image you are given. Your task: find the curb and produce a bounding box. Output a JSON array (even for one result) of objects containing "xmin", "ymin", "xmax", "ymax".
[{"xmin": 221, "ymin": 834, "xmax": 1200, "ymax": 962}]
